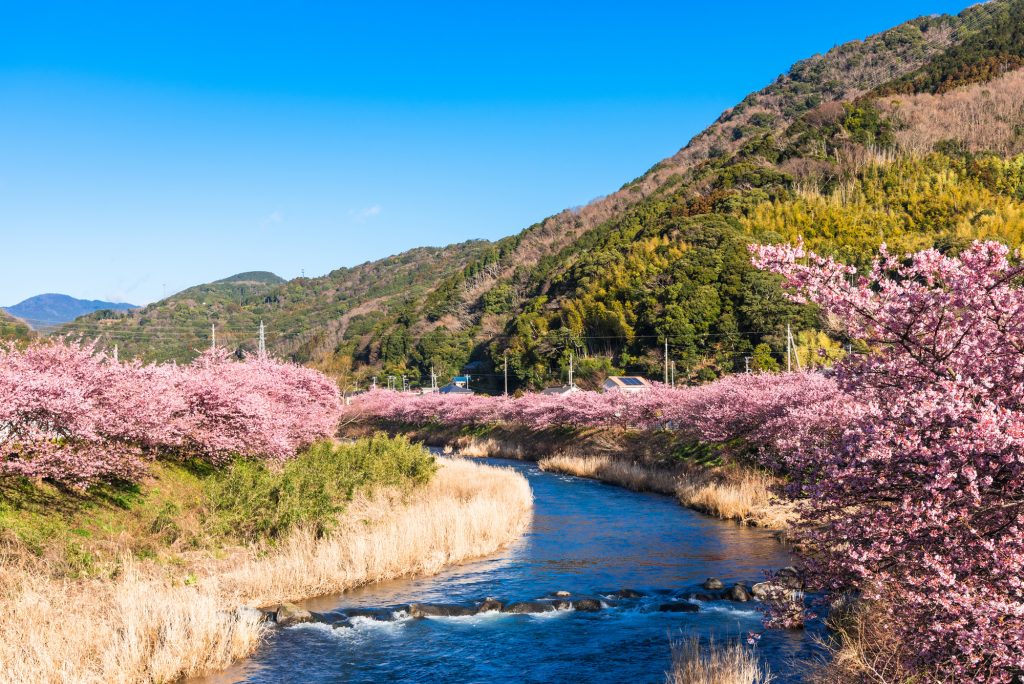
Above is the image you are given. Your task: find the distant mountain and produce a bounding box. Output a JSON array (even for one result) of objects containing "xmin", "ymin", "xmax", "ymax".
[
  {"xmin": 5, "ymin": 294, "xmax": 137, "ymax": 330},
  {"xmin": 213, "ymin": 271, "xmax": 286, "ymax": 286},
  {"xmin": 58, "ymin": 0, "xmax": 1024, "ymax": 389}
]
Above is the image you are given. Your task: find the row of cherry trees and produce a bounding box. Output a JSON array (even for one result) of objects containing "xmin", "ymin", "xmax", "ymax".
[
  {"xmin": 0, "ymin": 343, "xmax": 343, "ymax": 487},
  {"xmin": 352, "ymin": 239, "xmax": 1024, "ymax": 682},
  {"xmin": 352, "ymin": 372, "xmax": 837, "ymax": 449}
]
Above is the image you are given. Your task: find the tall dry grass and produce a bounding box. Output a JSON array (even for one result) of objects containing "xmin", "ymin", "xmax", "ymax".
[
  {"xmin": 0, "ymin": 458, "xmax": 532, "ymax": 684},
  {"xmin": 808, "ymin": 598, "xmax": 923, "ymax": 684},
  {"xmin": 675, "ymin": 466, "xmax": 793, "ymax": 530},
  {"xmin": 538, "ymin": 454, "xmax": 678, "ymax": 495},
  {"xmin": 667, "ymin": 636, "xmax": 773, "ymax": 684},
  {"xmin": 537, "ymin": 454, "xmax": 790, "ymax": 529}
]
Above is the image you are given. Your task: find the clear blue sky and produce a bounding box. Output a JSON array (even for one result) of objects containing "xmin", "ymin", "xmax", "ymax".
[{"xmin": 0, "ymin": 0, "xmax": 971, "ymax": 305}]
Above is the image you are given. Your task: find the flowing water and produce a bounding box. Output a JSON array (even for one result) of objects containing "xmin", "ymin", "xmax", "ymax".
[{"xmin": 198, "ymin": 457, "xmax": 817, "ymax": 683}]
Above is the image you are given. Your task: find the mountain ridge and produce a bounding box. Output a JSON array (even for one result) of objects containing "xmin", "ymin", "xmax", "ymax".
[
  {"xmin": 6, "ymin": 293, "xmax": 137, "ymax": 330},
  {"xmin": 59, "ymin": 0, "xmax": 1024, "ymax": 390}
]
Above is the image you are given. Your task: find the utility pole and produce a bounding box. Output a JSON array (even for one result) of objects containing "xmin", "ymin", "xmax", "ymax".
[
  {"xmin": 372, "ymin": 376, "xmax": 377, "ymax": 390},
  {"xmin": 786, "ymin": 323, "xmax": 792, "ymax": 372},
  {"xmin": 388, "ymin": 375, "xmax": 395, "ymax": 390},
  {"xmin": 258, "ymin": 320, "xmax": 266, "ymax": 358},
  {"xmin": 113, "ymin": 345, "xmax": 118, "ymax": 363},
  {"xmin": 664, "ymin": 338, "xmax": 669, "ymax": 385},
  {"xmin": 430, "ymin": 366, "xmax": 437, "ymax": 391},
  {"xmin": 670, "ymin": 360, "xmax": 675, "ymax": 388},
  {"xmin": 402, "ymin": 375, "xmax": 408, "ymax": 392},
  {"xmin": 568, "ymin": 351, "xmax": 574, "ymax": 389},
  {"xmin": 785, "ymin": 323, "xmax": 802, "ymax": 371},
  {"xmin": 211, "ymin": 323, "xmax": 216, "ymax": 351},
  {"xmin": 503, "ymin": 353, "xmax": 508, "ymax": 397},
  {"xmin": 745, "ymin": 356, "xmax": 751, "ymax": 374}
]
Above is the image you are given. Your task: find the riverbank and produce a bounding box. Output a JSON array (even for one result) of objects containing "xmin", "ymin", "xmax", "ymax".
[
  {"xmin": 342, "ymin": 422, "xmax": 792, "ymax": 530},
  {"xmin": 0, "ymin": 440, "xmax": 532, "ymax": 684}
]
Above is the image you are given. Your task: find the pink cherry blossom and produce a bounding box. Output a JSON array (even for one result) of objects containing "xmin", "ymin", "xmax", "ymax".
[{"xmin": 0, "ymin": 341, "xmax": 343, "ymax": 487}]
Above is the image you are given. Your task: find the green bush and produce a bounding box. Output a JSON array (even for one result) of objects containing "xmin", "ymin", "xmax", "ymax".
[{"xmin": 204, "ymin": 435, "xmax": 436, "ymax": 542}]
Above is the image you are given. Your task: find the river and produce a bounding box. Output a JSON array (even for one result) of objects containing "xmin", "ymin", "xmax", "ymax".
[{"xmin": 197, "ymin": 457, "xmax": 817, "ymax": 683}]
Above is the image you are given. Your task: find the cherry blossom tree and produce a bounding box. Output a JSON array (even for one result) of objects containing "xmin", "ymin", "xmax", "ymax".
[
  {"xmin": 0, "ymin": 341, "xmax": 343, "ymax": 487},
  {"xmin": 753, "ymin": 240, "xmax": 1024, "ymax": 682}
]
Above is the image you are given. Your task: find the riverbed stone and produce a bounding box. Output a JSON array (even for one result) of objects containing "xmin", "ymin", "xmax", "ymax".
[
  {"xmin": 751, "ymin": 582, "xmax": 803, "ymax": 602},
  {"xmin": 609, "ymin": 588, "xmax": 644, "ymax": 599},
  {"xmin": 658, "ymin": 601, "xmax": 700, "ymax": 613},
  {"xmin": 275, "ymin": 603, "xmax": 313, "ymax": 626},
  {"xmin": 553, "ymin": 590, "xmax": 571, "ymax": 597},
  {"xmin": 502, "ymin": 600, "xmax": 556, "ymax": 614},
  {"xmin": 571, "ymin": 598, "xmax": 603, "ymax": 612},
  {"xmin": 476, "ymin": 597, "xmax": 504, "ymax": 613},
  {"xmin": 407, "ymin": 603, "xmax": 477, "ymax": 618},
  {"xmin": 702, "ymin": 578, "xmax": 724, "ymax": 590},
  {"xmin": 235, "ymin": 606, "xmax": 274, "ymax": 623},
  {"xmin": 684, "ymin": 592, "xmax": 718, "ymax": 602},
  {"xmin": 726, "ymin": 583, "xmax": 753, "ymax": 602}
]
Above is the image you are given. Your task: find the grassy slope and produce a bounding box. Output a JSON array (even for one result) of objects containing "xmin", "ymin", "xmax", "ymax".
[
  {"xmin": 0, "ymin": 436, "xmax": 436, "ymax": 579},
  {"xmin": 0, "ymin": 437, "xmax": 534, "ymax": 683},
  {"xmin": 0, "ymin": 309, "xmax": 34, "ymax": 344}
]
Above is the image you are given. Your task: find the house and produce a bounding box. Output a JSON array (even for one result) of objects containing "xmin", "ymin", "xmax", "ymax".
[
  {"xmin": 451, "ymin": 375, "xmax": 471, "ymax": 388},
  {"xmin": 540, "ymin": 385, "xmax": 580, "ymax": 397},
  {"xmin": 439, "ymin": 382, "xmax": 474, "ymax": 395},
  {"xmin": 602, "ymin": 376, "xmax": 652, "ymax": 393}
]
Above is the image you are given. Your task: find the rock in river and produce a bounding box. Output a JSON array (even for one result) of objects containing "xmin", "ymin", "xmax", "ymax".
[
  {"xmin": 408, "ymin": 603, "xmax": 477, "ymax": 618},
  {"xmin": 275, "ymin": 603, "xmax": 313, "ymax": 626},
  {"xmin": 609, "ymin": 588, "xmax": 644, "ymax": 599},
  {"xmin": 476, "ymin": 597, "xmax": 504, "ymax": 613},
  {"xmin": 502, "ymin": 601, "xmax": 557, "ymax": 614},
  {"xmin": 658, "ymin": 602, "xmax": 700, "ymax": 613},
  {"xmin": 726, "ymin": 583, "xmax": 753, "ymax": 602},
  {"xmin": 702, "ymin": 578, "xmax": 724, "ymax": 590},
  {"xmin": 571, "ymin": 598, "xmax": 603, "ymax": 612}
]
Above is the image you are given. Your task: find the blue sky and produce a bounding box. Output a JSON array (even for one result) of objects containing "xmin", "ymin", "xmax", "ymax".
[{"xmin": 1, "ymin": 1, "xmax": 971, "ymax": 305}]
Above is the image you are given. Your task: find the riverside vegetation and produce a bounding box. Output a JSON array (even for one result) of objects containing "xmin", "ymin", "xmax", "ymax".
[
  {"xmin": 351, "ymin": 239, "xmax": 1024, "ymax": 683},
  {"xmin": 0, "ymin": 342, "xmax": 532, "ymax": 683}
]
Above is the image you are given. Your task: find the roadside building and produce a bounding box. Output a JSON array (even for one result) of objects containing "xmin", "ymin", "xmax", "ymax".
[
  {"xmin": 540, "ymin": 385, "xmax": 580, "ymax": 397},
  {"xmin": 602, "ymin": 376, "xmax": 652, "ymax": 393}
]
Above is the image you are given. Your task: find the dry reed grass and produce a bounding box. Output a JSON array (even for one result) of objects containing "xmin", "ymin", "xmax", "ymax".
[
  {"xmin": 808, "ymin": 599, "xmax": 922, "ymax": 684},
  {"xmin": 538, "ymin": 454, "xmax": 678, "ymax": 495},
  {"xmin": 667, "ymin": 636, "xmax": 773, "ymax": 684},
  {"xmin": 537, "ymin": 454, "xmax": 791, "ymax": 529},
  {"xmin": 675, "ymin": 466, "xmax": 793, "ymax": 530},
  {"xmin": 0, "ymin": 458, "xmax": 532, "ymax": 684}
]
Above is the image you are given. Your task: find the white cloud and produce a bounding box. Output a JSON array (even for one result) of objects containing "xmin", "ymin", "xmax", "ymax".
[
  {"xmin": 259, "ymin": 209, "xmax": 284, "ymax": 231},
  {"xmin": 349, "ymin": 205, "xmax": 382, "ymax": 223}
]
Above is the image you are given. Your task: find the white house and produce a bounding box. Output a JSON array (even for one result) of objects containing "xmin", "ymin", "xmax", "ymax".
[
  {"xmin": 602, "ymin": 376, "xmax": 652, "ymax": 393},
  {"xmin": 540, "ymin": 385, "xmax": 581, "ymax": 397}
]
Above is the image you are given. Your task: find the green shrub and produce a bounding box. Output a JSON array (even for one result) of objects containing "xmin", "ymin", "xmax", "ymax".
[{"xmin": 204, "ymin": 435, "xmax": 436, "ymax": 542}]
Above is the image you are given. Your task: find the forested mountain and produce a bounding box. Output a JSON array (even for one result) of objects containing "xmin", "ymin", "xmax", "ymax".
[{"xmin": 61, "ymin": 0, "xmax": 1024, "ymax": 390}]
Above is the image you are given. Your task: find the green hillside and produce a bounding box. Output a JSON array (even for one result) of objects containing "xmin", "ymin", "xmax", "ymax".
[
  {"xmin": 0, "ymin": 310, "xmax": 34, "ymax": 344},
  {"xmin": 58, "ymin": 0, "xmax": 1024, "ymax": 390}
]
